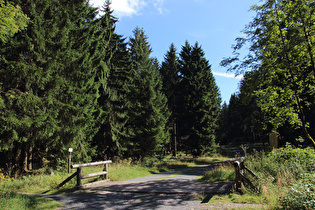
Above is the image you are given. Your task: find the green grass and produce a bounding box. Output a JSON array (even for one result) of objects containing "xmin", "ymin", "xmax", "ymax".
[
  {"xmin": 200, "ymin": 165, "xmax": 235, "ymax": 182},
  {"xmin": 0, "ymin": 191, "xmax": 61, "ymax": 210}
]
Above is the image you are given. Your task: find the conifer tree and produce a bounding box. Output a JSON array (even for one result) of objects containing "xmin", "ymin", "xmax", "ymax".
[
  {"xmin": 0, "ymin": 0, "xmax": 108, "ymax": 176},
  {"xmin": 160, "ymin": 43, "xmax": 180, "ymax": 156},
  {"xmin": 127, "ymin": 27, "xmax": 170, "ymax": 157},
  {"xmin": 92, "ymin": 1, "xmax": 134, "ymax": 159},
  {"xmin": 178, "ymin": 42, "xmax": 221, "ymax": 156},
  {"xmin": 0, "ymin": 0, "xmax": 28, "ymax": 43}
]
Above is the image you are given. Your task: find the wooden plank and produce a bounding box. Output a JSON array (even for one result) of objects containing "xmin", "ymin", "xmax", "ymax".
[
  {"xmin": 56, "ymin": 171, "xmax": 78, "ymax": 189},
  {"xmin": 72, "ymin": 160, "xmax": 112, "ymax": 169},
  {"xmin": 240, "ymin": 173, "xmax": 259, "ymax": 192},
  {"xmin": 81, "ymin": 171, "xmax": 108, "ymax": 179},
  {"xmin": 244, "ymin": 166, "xmax": 259, "ymax": 179}
]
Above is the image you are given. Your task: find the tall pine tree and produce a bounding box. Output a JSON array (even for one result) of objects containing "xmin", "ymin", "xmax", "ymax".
[
  {"xmin": 127, "ymin": 27, "xmax": 170, "ymax": 158},
  {"xmin": 0, "ymin": 0, "xmax": 109, "ymax": 176},
  {"xmin": 92, "ymin": 1, "xmax": 134, "ymax": 159},
  {"xmin": 160, "ymin": 43, "xmax": 180, "ymax": 156},
  {"xmin": 178, "ymin": 42, "xmax": 221, "ymax": 156}
]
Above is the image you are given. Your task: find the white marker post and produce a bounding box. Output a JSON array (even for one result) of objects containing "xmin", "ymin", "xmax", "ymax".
[{"xmin": 68, "ymin": 148, "xmax": 73, "ymax": 173}]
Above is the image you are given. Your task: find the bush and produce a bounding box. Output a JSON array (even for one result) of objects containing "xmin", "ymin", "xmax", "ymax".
[
  {"xmin": 281, "ymin": 179, "xmax": 315, "ymax": 209},
  {"xmin": 244, "ymin": 145, "xmax": 315, "ymax": 209}
]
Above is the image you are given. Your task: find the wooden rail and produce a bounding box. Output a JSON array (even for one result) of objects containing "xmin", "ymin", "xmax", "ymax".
[
  {"xmin": 233, "ymin": 157, "xmax": 259, "ymax": 192},
  {"xmin": 56, "ymin": 160, "xmax": 112, "ymax": 189},
  {"xmin": 72, "ymin": 160, "xmax": 112, "ymax": 187}
]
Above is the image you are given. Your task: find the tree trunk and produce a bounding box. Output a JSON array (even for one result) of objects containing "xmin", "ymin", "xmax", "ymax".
[
  {"xmin": 173, "ymin": 122, "xmax": 177, "ymax": 157},
  {"xmin": 23, "ymin": 143, "xmax": 28, "ymax": 172},
  {"xmin": 12, "ymin": 142, "xmax": 22, "ymax": 178},
  {"xmin": 28, "ymin": 144, "xmax": 33, "ymax": 170}
]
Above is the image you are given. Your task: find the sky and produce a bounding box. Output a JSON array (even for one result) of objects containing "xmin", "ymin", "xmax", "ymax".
[{"xmin": 89, "ymin": 0, "xmax": 261, "ymax": 104}]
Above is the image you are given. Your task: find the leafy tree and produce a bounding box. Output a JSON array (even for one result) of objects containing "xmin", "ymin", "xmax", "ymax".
[
  {"xmin": 127, "ymin": 27, "xmax": 170, "ymax": 158},
  {"xmin": 178, "ymin": 42, "xmax": 221, "ymax": 156},
  {"xmin": 221, "ymin": 0, "xmax": 315, "ymax": 148},
  {"xmin": 160, "ymin": 43, "xmax": 180, "ymax": 156},
  {"xmin": 0, "ymin": 0, "xmax": 28, "ymax": 43}
]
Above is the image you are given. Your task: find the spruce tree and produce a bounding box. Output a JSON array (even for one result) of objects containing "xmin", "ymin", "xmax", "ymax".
[
  {"xmin": 160, "ymin": 43, "xmax": 180, "ymax": 156},
  {"xmin": 178, "ymin": 42, "xmax": 221, "ymax": 156},
  {"xmin": 127, "ymin": 27, "xmax": 170, "ymax": 158},
  {"xmin": 0, "ymin": 0, "xmax": 108, "ymax": 176},
  {"xmin": 92, "ymin": 1, "xmax": 134, "ymax": 159}
]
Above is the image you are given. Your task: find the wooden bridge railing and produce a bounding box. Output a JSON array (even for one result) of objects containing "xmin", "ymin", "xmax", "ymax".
[
  {"xmin": 233, "ymin": 157, "xmax": 259, "ymax": 192},
  {"xmin": 56, "ymin": 160, "xmax": 112, "ymax": 189}
]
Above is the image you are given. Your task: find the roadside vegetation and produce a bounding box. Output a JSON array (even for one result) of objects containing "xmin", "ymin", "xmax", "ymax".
[{"xmin": 201, "ymin": 145, "xmax": 315, "ymax": 209}]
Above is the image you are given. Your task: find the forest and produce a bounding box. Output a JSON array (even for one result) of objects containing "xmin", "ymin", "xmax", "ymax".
[{"xmin": 0, "ymin": 0, "xmax": 314, "ymax": 178}]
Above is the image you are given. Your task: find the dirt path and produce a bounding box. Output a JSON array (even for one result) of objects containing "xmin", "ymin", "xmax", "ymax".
[{"xmin": 30, "ymin": 161, "xmax": 267, "ymax": 209}]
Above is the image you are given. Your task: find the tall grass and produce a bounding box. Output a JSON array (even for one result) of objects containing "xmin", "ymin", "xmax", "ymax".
[
  {"xmin": 245, "ymin": 144, "xmax": 315, "ymax": 209},
  {"xmin": 200, "ymin": 165, "xmax": 235, "ymax": 182},
  {"xmin": 200, "ymin": 144, "xmax": 315, "ymax": 209}
]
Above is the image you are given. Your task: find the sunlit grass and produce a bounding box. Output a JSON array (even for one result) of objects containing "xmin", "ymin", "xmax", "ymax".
[
  {"xmin": 0, "ymin": 191, "xmax": 61, "ymax": 210},
  {"xmin": 200, "ymin": 165, "xmax": 235, "ymax": 182}
]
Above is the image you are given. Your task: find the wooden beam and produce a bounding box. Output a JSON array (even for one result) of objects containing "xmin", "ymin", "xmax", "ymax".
[
  {"xmin": 56, "ymin": 171, "xmax": 78, "ymax": 189},
  {"xmin": 81, "ymin": 171, "xmax": 108, "ymax": 179},
  {"xmin": 72, "ymin": 160, "xmax": 112, "ymax": 169}
]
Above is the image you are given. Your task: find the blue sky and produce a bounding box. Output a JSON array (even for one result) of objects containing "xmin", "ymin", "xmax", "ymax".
[{"xmin": 89, "ymin": 0, "xmax": 261, "ymax": 104}]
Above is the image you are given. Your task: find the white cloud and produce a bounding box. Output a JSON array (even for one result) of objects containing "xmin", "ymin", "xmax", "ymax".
[
  {"xmin": 153, "ymin": 0, "xmax": 166, "ymax": 14},
  {"xmin": 213, "ymin": 72, "xmax": 244, "ymax": 79},
  {"xmin": 90, "ymin": 0, "xmax": 167, "ymax": 17},
  {"xmin": 89, "ymin": 0, "xmax": 146, "ymax": 18}
]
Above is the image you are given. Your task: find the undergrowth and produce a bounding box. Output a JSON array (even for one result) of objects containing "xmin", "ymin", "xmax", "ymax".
[{"xmin": 205, "ymin": 144, "xmax": 315, "ymax": 209}]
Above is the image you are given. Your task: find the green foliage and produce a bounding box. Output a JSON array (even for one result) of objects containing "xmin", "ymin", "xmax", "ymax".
[
  {"xmin": 221, "ymin": 0, "xmax": 315, "ymax": 147},
  {"xmin": 126, "ymin": 27, "xmax": 170, "ymax": 158},
  {"xmin": 243, "ymin": 146, "xmax": 315, "ymax": 208},
  {"xmin": 0, "ymin": 0, "xmax": 29, "ymax": 43},
  {"xmin": 281, "ymin": 179, "xmax": 315, "ymax": 210},
  {"xmin": 0, "ymin": 0, "xmax": 109, "ymax": 176},
  {"xmin": 178, "ymin": 42, "xmax": 221, "ymax": 156},
  {"xmin": 160, "ymin": 43, "xmax": 180, "ymax": 156}
]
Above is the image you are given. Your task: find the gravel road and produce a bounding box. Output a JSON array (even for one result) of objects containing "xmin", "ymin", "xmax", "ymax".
[{"xmin": 28, "ymin": 161, "xmax": 267, "ymax": 209}]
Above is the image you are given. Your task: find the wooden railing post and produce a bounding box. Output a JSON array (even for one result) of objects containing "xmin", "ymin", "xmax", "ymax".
[
  {"xmin": 77, "ymin": 167, "xmax": 81, "ymax": 187},
  {"xmin": 233, "ymin": 157, "xmax": 259, "ymax": 192},
  {"xmin": 105, "ymin": 163, "xmax": 108, "ymax": 180},
  {"xmin": 233, "ymin": 160, "xmax": 242, "ymax": 191}
]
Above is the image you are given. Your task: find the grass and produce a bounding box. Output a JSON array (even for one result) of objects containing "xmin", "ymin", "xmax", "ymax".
[
  {"xmin": 0, "ymin": 191, "xmax": 61, "ymax": 210},
  {"xmin": 200, "ymin": 165, "xmax": 235, "ymax": 182}
]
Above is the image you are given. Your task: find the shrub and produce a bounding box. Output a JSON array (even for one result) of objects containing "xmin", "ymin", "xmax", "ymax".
[
  {"xmin": 244, "ymin": 145, "xmax": 315, "ymax": 209},
  {"xmin": 281, "ymin": 179, "xmax": 315, "ymax": 209}
]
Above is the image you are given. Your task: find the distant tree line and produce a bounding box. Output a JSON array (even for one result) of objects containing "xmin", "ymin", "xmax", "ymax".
[{"xmin": 0, "ymin": 0, "xmax": 221, "ymax": 177}]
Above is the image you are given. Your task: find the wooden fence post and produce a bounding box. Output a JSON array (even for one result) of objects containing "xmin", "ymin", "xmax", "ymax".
[
  {"xmin": 77, "ymin": 167, "xmax": 81, "ymax": 187},
  {"xmin": 233, "ymin": 160, "xmax": 242, "ymax": 191},
  {"xmin": 105, "ymin": 163, "xmax": 108, "ymax": 180}
]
